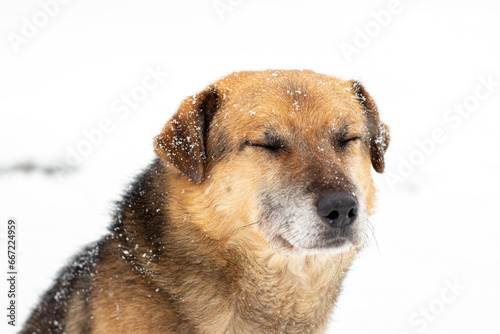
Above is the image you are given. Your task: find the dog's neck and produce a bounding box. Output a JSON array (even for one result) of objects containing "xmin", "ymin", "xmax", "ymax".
[
  {"xmin": 162, "ymin": 216, "xmax": 355, "ymax": 333},
  {"xmin": 225, "ymin": 249, "xmax": 356, "ymax": 334}
]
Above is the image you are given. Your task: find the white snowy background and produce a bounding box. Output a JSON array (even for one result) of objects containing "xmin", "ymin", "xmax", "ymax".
[{"xmin": 1, "ymin": 0, "xmax": 499, "ymax": 333}]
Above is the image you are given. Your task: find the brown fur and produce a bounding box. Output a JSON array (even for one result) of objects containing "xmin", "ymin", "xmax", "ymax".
[{"xmin": 22, "ymin": 70, "xmax": 389, "ymax": 334}]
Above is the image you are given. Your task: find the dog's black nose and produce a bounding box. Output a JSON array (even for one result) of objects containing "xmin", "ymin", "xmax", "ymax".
[{"xmin": 317, "ymin": 193, "xmax": 358, "ymax": 228}]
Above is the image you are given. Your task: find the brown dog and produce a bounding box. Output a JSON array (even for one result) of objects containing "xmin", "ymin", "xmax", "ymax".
[{"xmin": 23, "ymin": 70, "xmax": 389, "ymax": 334}]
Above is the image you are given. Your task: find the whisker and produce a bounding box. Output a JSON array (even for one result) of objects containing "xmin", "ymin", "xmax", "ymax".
[
  {"xmin": 228, "ymin": 221, "xmax": 260, "ymax": 236},
  {"xmin": 367, "ymin": 219, "xmax": 380, "ymax": 255}
]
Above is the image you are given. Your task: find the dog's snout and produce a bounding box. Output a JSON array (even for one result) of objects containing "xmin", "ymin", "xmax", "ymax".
[{"xmin": 317, "ymin": 193, "xmax": 358, "ymax": 228}]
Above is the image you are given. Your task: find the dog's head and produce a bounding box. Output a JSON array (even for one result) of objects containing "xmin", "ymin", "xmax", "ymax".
[{"xmin": 154, "ymin": 70, "xmax": 389, "ymax": 257}]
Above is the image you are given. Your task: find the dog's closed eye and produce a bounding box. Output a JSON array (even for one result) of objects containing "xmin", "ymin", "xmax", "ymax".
[
  {"xmin": 243, "ymin": 129, "xmax": 285, "ymax": 153},
  {"xmin": 244, "ymin": 140, "xmax": 283, "ymax": 152},
  {"xmin": 338, "ymin": 136, "xmax": 361, "ymax": 149}
]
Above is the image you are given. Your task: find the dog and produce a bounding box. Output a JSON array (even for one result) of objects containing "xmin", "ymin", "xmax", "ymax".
[{"xmin": 22, "ymin": 69, "xmax": 389, "ymax": 334}]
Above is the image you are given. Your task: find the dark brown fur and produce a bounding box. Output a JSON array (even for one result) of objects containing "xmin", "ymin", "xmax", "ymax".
[{"xmin": 23, "ymin": 70, "xmax": 389, "ymax": 334}]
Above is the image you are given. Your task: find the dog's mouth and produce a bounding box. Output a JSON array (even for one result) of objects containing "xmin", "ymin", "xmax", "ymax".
[{"xmin": 268, "ymin": 223, "xmax": 359, "ymax": 256}]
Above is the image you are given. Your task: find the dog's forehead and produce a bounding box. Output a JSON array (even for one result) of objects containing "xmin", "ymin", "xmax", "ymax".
[{"xmin": 214, "ymin": 70, "xmax": 365, "ymax": 134}]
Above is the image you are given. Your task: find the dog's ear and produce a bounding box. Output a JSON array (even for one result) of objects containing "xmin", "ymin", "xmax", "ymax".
[
  {"xmin": 154, "ymin": 87, "xmax": 219, "ymax": 184},
  {"xmin": 351, "ymin": 81, "xmax": 390, "ymax": 173}
]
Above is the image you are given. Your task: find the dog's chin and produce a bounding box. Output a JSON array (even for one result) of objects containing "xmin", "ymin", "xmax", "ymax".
[{"xmin": 270, "ymin": 233, "xmax": 358, "ymax": 258}]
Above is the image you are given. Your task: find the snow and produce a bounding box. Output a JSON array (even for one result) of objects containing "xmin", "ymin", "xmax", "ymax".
[{"xmin": 1, "ymin": 0, "xmax": 500, "ymax": 333}]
